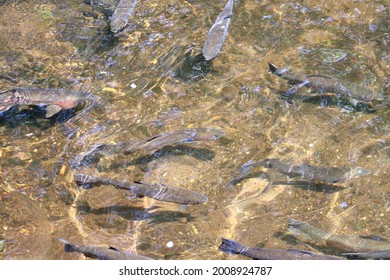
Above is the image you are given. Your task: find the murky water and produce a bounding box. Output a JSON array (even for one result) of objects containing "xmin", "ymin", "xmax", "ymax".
[{"xmin": 0, "ymin": 0, "xmax": 389, "ymax": 260}]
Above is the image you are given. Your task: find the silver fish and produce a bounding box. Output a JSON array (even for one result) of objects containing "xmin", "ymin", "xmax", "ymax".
[
  {"xmin": 75, "ymin": 127, "xmax": 225, "ymax": 165},
  {"xmin": 202, "ymin": 0, "xmax": 233, "ymax": 61},
  {"xmin": 219, "ymin": 238, "xmax": 343, "ymax": 260},
  {"xmin": 268, "ymin": 63, "xmax": 384, "ymax": 102},
  {"xmin": 74, "ymin": 173, "xmax": 208, "ymax": 205},
  {"xmin": 237, "ymin": 158, "xmax": 370, "ymax": 184},
  {"xmin": 110, "ymin": 0, "xmax": 138, "ymax": 33},
  {"xmin": 59, "ymin": 238, "xmax": 153, "ymax": 260},
  {"xmin": 288, "ymin": 218, "xmax": 390, "ymax": 252},
  {"xmin": 343, "ymin": 249, "xmax": 390, "ymax": 260},
  {"xmin": 0, "ymin": 87, "xmax": 89, "ymax": 118}
]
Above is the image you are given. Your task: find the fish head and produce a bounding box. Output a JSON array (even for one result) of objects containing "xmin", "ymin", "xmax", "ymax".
[
  {"xmin": 350, "ymin": 167, "xmax": 371, "ymax": 179},
  {"xmin": 193, "ymin": 127, "xmax": 225, "ymax": 141}
]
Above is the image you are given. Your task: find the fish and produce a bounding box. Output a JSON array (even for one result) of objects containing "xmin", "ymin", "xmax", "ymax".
[
  {"xmin": 110, "ymin": 0, "xmax": 138, "ymax": 33},
  {"xmin": 75, "ymin": 127, "xmax": 225, "ymax": 165},
  {"xmin": 59, "ymin": 238, "xmax": 153, "ymax": 260},
  {"xmin": 218, "ymin": 238, "xmax": 344, "ymax": 260},
  {"xmin": 74, "ymin": 173, "xmax": 208, "ymax": 205},
  {"xmin": 343, "ymin": 249, "xmax": 390, "ymax": 260},
  {"xmin": 0, "ymin": 87, "xmax": 89, "ymax": 118},
  {"xmin": 202, "ymin": 0, "xmax": 233, "ymax": 61},
  {"xmin": 236, "ymin": 158, "xmax": 370, "ymax": 184},
  {"xmin": 268, "ymin": 63, "xmax": 384, "ymax": 102},
  {"xmin": 288, "ymin": 218, "xmax": 390, "ymax": 252}
]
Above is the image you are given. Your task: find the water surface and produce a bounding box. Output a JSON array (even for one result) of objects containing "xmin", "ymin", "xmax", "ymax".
[{"xmin": 0, "ymin": 0, "xmax": 389, "ymax": 259}]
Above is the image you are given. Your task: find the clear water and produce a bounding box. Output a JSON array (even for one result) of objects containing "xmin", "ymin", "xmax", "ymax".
[{"xmin": 0, "ymin": 0, "xmax": 389, "ymax": 259}]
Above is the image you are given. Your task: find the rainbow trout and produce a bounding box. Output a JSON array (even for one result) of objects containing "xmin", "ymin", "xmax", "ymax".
[
  {"xmin": 288, "ymin": 219, "xmax": 390, "ymax": 252},
  {"xmin": 59, "ymin": 238, "xmax": 153, "ymax": 260},
  {"xmin": 202, "ymin": 0, "xmax": 233, "ymax": 61},
  {"xmin": 219, "ymin": 238, "xmax": 343, "ymax": 260},
  {"xmin": 76, "ymin": 127, "xmax": 225, "ymax": 164},
  {"xmin": 343, "ymin": 249, "xmax": 390, "ymax": 260},
  {"xmin": 237, "ymin": 158, "xmax": 370, "ymax": 184},
  {"xmin": 74, "ymin": 173, "xmax": 208, "ymax": 205},
  {"xmin": 268, "ymin": 63, "xmax": 383, "ymax": 102},
  {"xmin": 0, "ymin": 87, "xmax": 89, "ymax": 118},
  {"xmin": 110, "ymin": 0, "xmax": 138, "ymax": 33}
]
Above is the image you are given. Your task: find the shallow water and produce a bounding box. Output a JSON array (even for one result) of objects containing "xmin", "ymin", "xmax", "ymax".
[{"xmin": 0, "ymin": 0, "xmax": 389, "ymax": 260}]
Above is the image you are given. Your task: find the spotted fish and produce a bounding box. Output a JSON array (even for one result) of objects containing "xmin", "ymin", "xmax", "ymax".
[
  {"xmin": 268, "ymin": 63, "xmax": 384, "ymax": 102},
  {"xmin": 0, "ymin": 87, "xmax": 89, "ymax": 118},
  {"xmin": 59, "ymin": 238, "xmax": 153, "ymax": 260},
  {"xmin": 74, "ymin": 173, "xmax": 208, "ymax": 205},
  {"xmin": 75, "ymin": 127, "xmax": 225, "ymax": 165},
  {"xmin": 202, "ymin": 0, "xmax": 233, "ymax": 61},
  {"xmin": 219, "ymin": 238, "xmax": 343, "ymax": 260},
  {"xmin": 343, "ymin": 249, "xmax": 390, "ymax": 260},
  {"xmin": 288, "ymin": 218, "xmax": 390, "ymax": 252},
  {"xmin": 236, "ymin": 158, "xmax": 370, "ymax": 184}
]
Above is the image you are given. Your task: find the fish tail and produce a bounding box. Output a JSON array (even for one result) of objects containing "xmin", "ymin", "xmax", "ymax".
[
  {"xmin": 219, "ymin": 238, "xmax": 245, "ymax": 255},
  {"xmin": 268, "ymin": 63, "xmax": 279, "ymax": 74},
  {"xmin": 58, "ymin": 238, "xmax": 75, "ymax": 252},
  {"xmin": 74, "ymin": 174, "xmax": 99, "ymax": 185}
]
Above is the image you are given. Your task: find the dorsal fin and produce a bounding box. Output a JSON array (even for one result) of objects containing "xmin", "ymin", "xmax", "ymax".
[
  {"xmin": 359, "ymin": 235, "xmax": 390, "ymax": 242},
  {"xmin": 307, "ymin": 74, "xmax": 333, "ymax": 79}
]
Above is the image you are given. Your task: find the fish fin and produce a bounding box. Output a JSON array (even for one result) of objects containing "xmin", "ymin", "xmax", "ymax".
[
  {"xmin": 74, "ymin": 174, "xmax": 99, "ymax": 185},
  {"xmin": 45, "ymin": 104, "xmax": 62, "ymax": 118},
  {"xmin": 58, "ymin": 238, "xmax": 69, "ymax": 244},
  {"xmin": 108, "ymin": 246, "xmax": 120, "ymax": 252},
  {"xmin": 58, "ymin": 239, "xmax": 76, "ymax": 253},
  {"xmin": 307, "ymin": 74, "xmax": 333, "ymax": 79},
  {"xmin": 0, "ymin": 105, "xmax": 13, "ymax": 113},
  {"xmin": 268, "ymin": 63, "xmax": 278, "ymax": 74},
  {"xmin": 126, "ymin": 192, "xmax": 139, "ymax": 200},
  {"xmin": 218, "ymin": 238, "xmax": 244, "ymax": 255},
  {"xmin": 358, "ymin": 235, "xmax": 390, "ymax": 242}
]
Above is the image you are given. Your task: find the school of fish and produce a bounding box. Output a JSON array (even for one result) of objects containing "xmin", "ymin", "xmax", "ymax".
[{"xmin": 0, "ymin": 0, "xmax": 388, "ymax": 261}]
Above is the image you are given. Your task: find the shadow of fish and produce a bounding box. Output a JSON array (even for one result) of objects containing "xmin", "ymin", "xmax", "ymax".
[
  {"xmin": 288, "ymin": 218, "xmax": 390, "ymax": 252},
  {"xmin": 219, "ymin": 238, "xmax": 344, "ymax": 260},
  {"xmin": 75, "ymin": 127, "xmax": 225, "ymax": 166},
  {"xmin": 59, "ymin": 238, "xmax": 153, "ymax": 260},
  {"xmin": 268, "ymin": 63, "xmax": 384, "ymax": 103},
  {"xmin": 110, "ymin": 0, "xmax": 138, "ymax": 33},
  {"xmin": 236, "ymin": 158, "xmax": 370, "ymax": 184},
  {"xmin": 202, "ymin": 0, "xmax": 234, "ymax": 61},
  {"xmin": 0, "ymin": 87, "xmax": 90, "ymax": 118},
  {"xmin": 74, "ymin": 173, "xmax": 208, "ymax": 205},
  {"xmin": 173, "ymin": 51, "xmax": 213, "ymax": 83}
]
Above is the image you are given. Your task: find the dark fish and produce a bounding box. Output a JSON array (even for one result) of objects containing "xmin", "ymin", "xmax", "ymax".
[
  {"xmin": 268, "ymin": 63, "xmax": 384, "ymax": 102},
  {"xmin": 110, "ymin": 0, "xmax": 138, "ymax": 33},
  {"xmin": 76, "ymin": 127, "xmax": 225, "ymax": 164},
  {"xmin": 202, "ymin": 0, "xmax": 233, "ymax": 61},
  {"xmin": 343, "ymin": 249, "xmax": 390, "ymax": 260},
  {"xmin": 288, "ymin": 218, "xmax": 390, "ymax": 252},
  {"xmin": 59, "ymin": 238, "xmax": 153, "ymax": 260},
  {"xmin": 74, "ymin": 173, "xmax": 208, "ymax": 205},
  {"xmin": 238, "ymin": 158, "xmax": 370, "ymax": 184},
  {"xmin": 219, "ymin": 238, "xmax": 343, "ymax": 260},
  {"xmin": 0, "ymin": 87, "xmax": 89, "ymax": 118}
]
